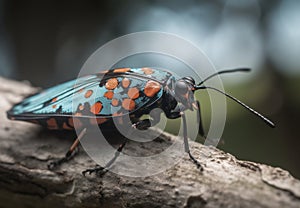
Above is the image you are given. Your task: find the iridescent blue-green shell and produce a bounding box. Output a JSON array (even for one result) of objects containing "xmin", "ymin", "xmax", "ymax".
[{"xmin": 7, "ymin": 67, "xmax": 174, "ymax": 130}]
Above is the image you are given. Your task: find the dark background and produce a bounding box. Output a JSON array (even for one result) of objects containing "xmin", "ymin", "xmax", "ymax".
[{"xmin": 1, "ymin": 0, "xmax": 299, "ymax": 178}]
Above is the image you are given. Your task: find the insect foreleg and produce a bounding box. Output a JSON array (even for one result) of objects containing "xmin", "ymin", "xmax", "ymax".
[
  {"xmin": 132, "ymin": 111, "xmax": 162, "ymax": 130},
  {"xmin": 195, "ymin": 101, "xmax": 205, "ymax": 137},
  {"xmin": 165, "ymin": 105, "xmax": 182, "ymax": 119},
  {"xmin": 181, "ymin": 112, "xmax": 203, "ymax": 171}
]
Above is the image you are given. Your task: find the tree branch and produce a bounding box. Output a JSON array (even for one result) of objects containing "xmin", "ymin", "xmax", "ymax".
[{"xmin": 0, "ymin": 76, "xmax": 299, "ymax": 208}]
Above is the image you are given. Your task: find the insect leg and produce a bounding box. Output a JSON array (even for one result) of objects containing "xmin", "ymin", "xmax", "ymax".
[
  {"xmin": 82, "ymin": 139, "xmax": 127, "ymax": 176},
  {"xmin": 181, "ymin": 112, "xmax": 203, "ymax": 171},
  {"xmin": 82, "ymin": 111, "xmax": 160, "ymax": 176},
  {"xmin": 132, "ymin": 111, "xmax": 161, "ymax": 130},
  {"xmin": 167, "ymin": 102, "xmax": 205, "ymax": 137},
  {"xmin": 165, "ymin": 105, "xmax": 181, "ymax": 119},
  {"xmin": 195, "ymin": 101, "xmax": 205, "ymax": 137},
  {"xmin": 48, "ymin": 128, "xmax": 87, "ymax": 169}
]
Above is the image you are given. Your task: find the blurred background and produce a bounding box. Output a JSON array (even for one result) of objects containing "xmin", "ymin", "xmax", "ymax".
[{"xmin": 0, "ymin": 0, "xmax": 299, "ymax": 178}]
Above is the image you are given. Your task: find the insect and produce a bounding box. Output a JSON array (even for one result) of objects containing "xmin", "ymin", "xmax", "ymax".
[{"xmin": 7, "ymin": 67, "xmax": 275, "ymax": 175}]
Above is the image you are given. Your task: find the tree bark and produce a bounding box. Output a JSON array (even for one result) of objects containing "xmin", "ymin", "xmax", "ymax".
[{"xmin": 0, "ymin": 76, "xmax": 299, "ymax": 208}]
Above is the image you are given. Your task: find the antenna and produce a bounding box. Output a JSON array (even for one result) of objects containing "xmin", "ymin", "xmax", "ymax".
[
  {"xmin": 198, "ymin": 68, "xmax": 251, "ymax": 86},
  {"xmin": 195, "ymin": 86, "xmax": 275, "ymax": 128}
]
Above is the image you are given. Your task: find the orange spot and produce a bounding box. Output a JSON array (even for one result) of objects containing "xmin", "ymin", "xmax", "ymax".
[
  {"xmin": 90, "ymin": 118, "xmax": 108, "ymax": 125},
  {"xmin": 118, "ymin": 117, "xmax": 123, "ymax": 125},
  {"xmin": 47, "ymin": 118, "xmax": 58, "ymax": 130},
  {"xmin": 114, "ymin": 68, "xmax": 131, "ymax": 73},
  {"xmin": 142, "ymin": 67, "xmax": 153, "ymax": 75},
  {"xmin": 63, "ymin": 122, "xmax": 73, "ymax": 130},
  {"xmin": 51, "ymin": 97, "xmax": 57, "ymax": 102},
  {"xmin": 112, "ymin": 112, "xmax": 123, "ymax": 124},
  {"xmin": 68, "ymin": 118, "xmax": 82, "ymax": 128},
  {"xmin": 78, "ymin": 104, "xmax": 84, "ymax": 111},
  {"xmin": 144, "ymin": 81, "xmax": 161, "ymax": 97},
  {"xmin": 78, "ymin": 88, "xmax": 84, "ymax": 93},
  {"xmin": 105, "ymin": 78, "xmax": 118, "ymax": 90},
  {"xmin": 112, "ymin": 112, "xmax": 123, "ymax": 116},
  {"xmin": 68, "ymin": 118, "xmax": 74, "ymax": 127},
  {"xmin": 122, "ymin": 78, "xmax": 131, "ymax": 88},
  {"xmin": 128, "ymin": 87, "xmax": 139, "ymax": 99},
  {"xmin": 74, "ymin": 112, "xmax": 82, "ymax": 116},
  {"xmin": 52, "ymin": 104, "xmax": 57, "ymax": 109},
  {"xmin": 85, "ymin": 90, "xmax": 93, "ymax": 98},
  {"xmin": 122, "ymin": 98, "xmax": 135, "ymax": 111},
  {"xmin": 90, "ymin": 102, "xmax": 103, "ymax": 114},
  {"xmin": 104, "ymin": 91, "xmax": 114, "ymax": 99},
  {"xmin": 111, "ymin": 99, "xmax": 119, "ymax": 106}
]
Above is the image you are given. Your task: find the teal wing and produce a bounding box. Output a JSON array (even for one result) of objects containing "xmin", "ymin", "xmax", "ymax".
[{"xmin": 7, "ymin": 67, "xmax": 171, "ymax": 120}]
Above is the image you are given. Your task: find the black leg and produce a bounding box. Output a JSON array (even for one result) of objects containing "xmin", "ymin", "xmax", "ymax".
[
  {"xmin": 181, "ymin": 112, "xmax": 203, "ymax": 171},
  {"xmin": 165, "ymin": 105, "xmax": 182, "ymax": 119},
  {"xmin": 132, "ymin": 119, "xmax": 152, "ymax": 130},
  {"xmin": 132, "ymin": 111, "xmax": 161, "ymax": 130},
  {"xmin": 195, "ymin": 101, "xmax": 205, "ymax": 137},
  {"xmin": 48, "ymin": 128, "xmax": 87, "ymax": 170},
  {"xmin": 82, "ymin": 139, "xmax": 127, "ymax": 176},
  {"xmin": 82, "ymin": 112, "xmax": 161, "ymax": 176}
]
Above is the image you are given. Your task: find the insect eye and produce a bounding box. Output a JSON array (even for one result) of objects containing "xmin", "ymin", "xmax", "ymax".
[
  {"xmin": 182, "ymin": 76, "xmax": 195, "ymax": 86},
  {"xmin": 175, "ymin": 81, "xmax": 188, "ymax": 95}
]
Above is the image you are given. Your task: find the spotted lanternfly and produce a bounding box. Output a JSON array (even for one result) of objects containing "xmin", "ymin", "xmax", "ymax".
[{"xmin": 7, "ymin": 67, "xmax": 275, "ymax": 175}]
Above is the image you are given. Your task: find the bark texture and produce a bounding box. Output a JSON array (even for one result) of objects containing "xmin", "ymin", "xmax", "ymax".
[{"xmin": 0, "ymin": 76, "xmax": 299, "ymax": 208}]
